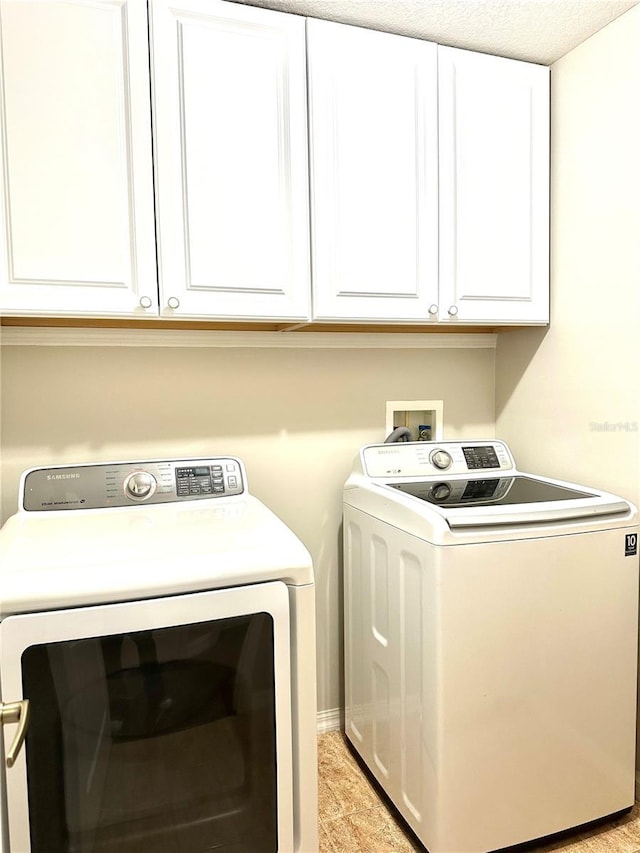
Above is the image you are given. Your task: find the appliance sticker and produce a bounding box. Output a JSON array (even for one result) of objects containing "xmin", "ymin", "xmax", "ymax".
[{"xmin": 625, "ymin": 533, "xmax": 637, "ymax": 557}]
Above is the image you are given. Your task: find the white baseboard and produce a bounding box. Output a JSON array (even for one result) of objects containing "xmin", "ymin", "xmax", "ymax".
[{"xmin": 317, "ymin": 708, "xmax": 343, "ymax": 734}]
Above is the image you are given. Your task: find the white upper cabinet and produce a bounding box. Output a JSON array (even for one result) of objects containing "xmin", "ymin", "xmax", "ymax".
[
  {"xmin": 0, "ymin": 0, "xmax": 157, "ymax": 317},
  {"xmin": 307, "ymin": 19, "xmax": 439, "ymax": 322},
  {"xmin": 0, "ymin": 1, "xmax": 550, "ymax": 327},
  {"xmin": 150, "ymin": 0, "xmax": 311, "ymax": 321},
  {"xmin": 438, "ymin": 47, "xmax": 550, "ymax": 324}
]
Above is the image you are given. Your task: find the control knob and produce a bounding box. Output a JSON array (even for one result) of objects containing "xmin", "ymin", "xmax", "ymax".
[
  {"xmin": 124, "ymin": 471, "xmax": 157, "ymax": 501},
  {"xmin": 430, "ymin": 449, "xmax": 453, "ymax": 470}
]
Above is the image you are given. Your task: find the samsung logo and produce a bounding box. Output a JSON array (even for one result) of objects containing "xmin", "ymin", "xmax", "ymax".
[{"xmin": 47, "ymin": 473, "xmax": 80, "ymax": 481}]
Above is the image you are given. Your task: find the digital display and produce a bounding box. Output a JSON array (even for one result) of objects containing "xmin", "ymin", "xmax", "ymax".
[
  {"xmin": 176, "ymin": 467, "xmax": 210, "ymax": 478},
  {"xmin": 463, "ymin": 446, "xmax": 500, "ymax": 469}
]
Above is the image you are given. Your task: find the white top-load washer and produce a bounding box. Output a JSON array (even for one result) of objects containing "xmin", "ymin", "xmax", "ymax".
[
  {"xmin": 0, "ymin": 457, "xmax": 317, "ymax": 853},
  {"xmin": 343, "ymin": 440, "xmax": 639, "ymax": 853}
]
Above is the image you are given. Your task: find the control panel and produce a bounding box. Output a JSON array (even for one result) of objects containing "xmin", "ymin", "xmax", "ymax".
[
  {"xmin": 362, "ymin": 440, "xmax": 515, "ymax": 479},
  {"xmin": 22, "ymin": 458, "xmax": 245, "ymax": 512}
]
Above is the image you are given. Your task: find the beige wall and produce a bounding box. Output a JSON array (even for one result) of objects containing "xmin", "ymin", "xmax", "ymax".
[
  {"xmin": 0, "ymin": 341, "xmax": 495, "ymax": 715},
  {"xmin": 496, "ymin": 5, "xmax": 640, "ymax": 508},
  {"xmin": 496, "ymin": 4, "xmax": 640, "ymax": 765}
]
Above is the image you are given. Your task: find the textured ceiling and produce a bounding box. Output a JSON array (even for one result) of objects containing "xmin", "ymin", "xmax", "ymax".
[{"xmin": 229, "ymin": 0, "xmax": 639, "ymax": 64}]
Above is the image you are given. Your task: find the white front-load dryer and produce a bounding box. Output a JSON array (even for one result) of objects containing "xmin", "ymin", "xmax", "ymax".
[
  {"xmin": 343, "ymin": 440, "xmax": 639, "ymax": 853},
  {"xmin": 0, "ymin": 457, "xmax": 317, "ymax": 853}
]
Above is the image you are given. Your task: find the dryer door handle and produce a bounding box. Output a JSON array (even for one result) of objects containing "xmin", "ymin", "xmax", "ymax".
[{"xmin": 1, "ymin": 699, "xmax": 30, "ymax": 768}]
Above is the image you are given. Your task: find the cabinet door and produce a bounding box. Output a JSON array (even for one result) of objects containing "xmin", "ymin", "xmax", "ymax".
[
  {"xmin": 150, "ymin": 0, "xmax": 310, "ymax": 321},
  {"xmin": 307, "ymin": 20, "xmax": 439, "ymax": 322},
  {"xmin": 438, "ymin": 47, "xmax": 549, "ymax": 324},
  {"xmin": 0, "ymin": 0, "xmax": 157, "ymax": 318},
  {"xmin": 1, "ymin": 583, "xmax": 294, "ymax": 853}
]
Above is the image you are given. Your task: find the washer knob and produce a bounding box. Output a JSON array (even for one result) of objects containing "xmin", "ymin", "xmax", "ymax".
[
  {"xmin": 431, "ymin": 483, "xmax": 451, "ymax": 502},
  {"xmin": 430, "ymin": 449, "xmax": 453, "ymax": 470},
  {"xmin": 124, "ymin": 471, "xmax": 157, "ymax": 501}
]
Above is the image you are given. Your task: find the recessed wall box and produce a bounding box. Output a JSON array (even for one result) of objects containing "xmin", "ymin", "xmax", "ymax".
[{"xmin": 385, "ymin": 400, "xmax": 444, "ymax": 442}]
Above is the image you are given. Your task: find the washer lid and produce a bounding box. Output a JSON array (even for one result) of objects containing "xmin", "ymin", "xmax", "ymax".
[
  {"xmin": 385, "ymin": 475, "xmax": 630, "ymax": 527},
  {"xmin": 0, "ymin": 495, "xmax": 313, "ymax": 616},
  {"xmin": 389, "ymin": 475, "xmax": 596, "ymax": 506}
]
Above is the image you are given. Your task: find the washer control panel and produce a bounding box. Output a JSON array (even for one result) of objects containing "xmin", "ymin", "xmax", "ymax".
[
  {"xmin": 22, "ymin": 458, "xmax": 245, "ymax": 512},
  {"xmin": 362, "ymin": 440, "xmax": 515, "ymax": 479}
]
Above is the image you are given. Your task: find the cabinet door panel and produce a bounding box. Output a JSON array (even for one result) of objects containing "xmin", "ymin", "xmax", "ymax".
[
  {"xmin": 0, "ymin": 0, "xmax": 157, "ymax": 316},
  {"xmin": 308, "ymin": 20, "xmax": 438, "ymax": 322},
  {"xmin": 151, "ymin": 0, "xmax": 310, "ymax": 321},
  {"xmin": 438, "ymin": 47, "xmax": 549, "ymax": 324}
]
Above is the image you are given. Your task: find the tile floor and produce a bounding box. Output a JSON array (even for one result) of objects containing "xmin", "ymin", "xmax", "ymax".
[{"xmin": 317, "ymin": 730, "xmax": 640, "ymax": 853}]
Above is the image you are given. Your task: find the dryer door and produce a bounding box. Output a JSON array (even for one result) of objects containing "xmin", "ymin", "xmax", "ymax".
[{"xmin": 0, "ymin": 582, "xmax": 293, "ymax": 853}]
